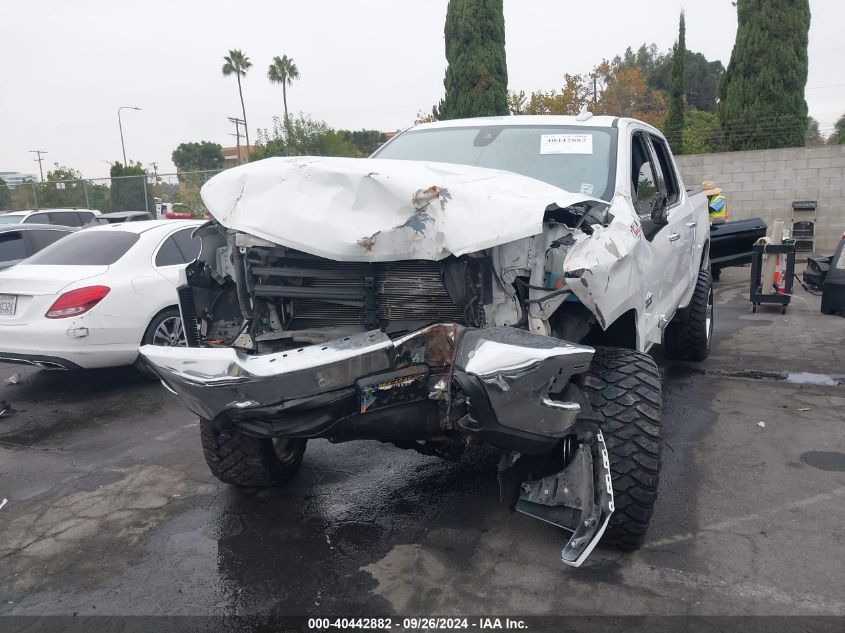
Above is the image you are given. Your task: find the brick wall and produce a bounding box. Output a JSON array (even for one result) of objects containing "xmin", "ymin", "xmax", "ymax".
[{"xmin": 675, "ymin": 145, "xmax": 845, "ymax": 253}]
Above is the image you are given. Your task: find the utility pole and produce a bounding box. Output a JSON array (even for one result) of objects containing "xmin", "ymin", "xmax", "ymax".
[
  {"xmin": 117, "ymin": 106, "xmax": 142, "ymax": 166},
  {"xmin": 29, "ymin": 150, "xmax": 47, "ymax": 181},
  {"xmin": 228, "ymin": 117, "xmax": 245, "ymax": 165}
]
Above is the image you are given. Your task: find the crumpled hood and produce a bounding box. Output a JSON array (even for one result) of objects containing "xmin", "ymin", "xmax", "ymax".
[{"xmin": 200, "ymin": 156, "xmax": 598, "ymax": 261}]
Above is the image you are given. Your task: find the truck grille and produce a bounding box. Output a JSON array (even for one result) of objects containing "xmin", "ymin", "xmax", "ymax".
[{"xmin": 249, "ymin": 253, "xmax": 478, "ymax": 329}]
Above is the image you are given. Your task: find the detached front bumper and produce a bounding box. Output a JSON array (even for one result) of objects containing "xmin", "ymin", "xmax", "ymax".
[{"xmin": 140, "ymin": 324, "xmax": 593, "ymax": 451}]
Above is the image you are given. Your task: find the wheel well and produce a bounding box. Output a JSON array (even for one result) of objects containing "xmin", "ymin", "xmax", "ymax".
[
  {"xmin": 583, "ymin": 308, "xmax": 637, "ymax": 350},
  {"xmin": 700, "ymin": 239, "xmax": 710, "ymax": 271}
]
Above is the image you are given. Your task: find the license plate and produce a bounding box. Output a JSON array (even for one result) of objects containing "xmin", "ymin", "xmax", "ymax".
[{"xmin": 0, "ymin": 294, "xmax": 17, "ymax": 316}]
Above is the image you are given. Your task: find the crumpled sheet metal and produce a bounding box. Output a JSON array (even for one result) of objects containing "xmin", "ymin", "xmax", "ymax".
[{"xmin": 200, "ymin": 156, "xmax": 599, "ymax": 262}]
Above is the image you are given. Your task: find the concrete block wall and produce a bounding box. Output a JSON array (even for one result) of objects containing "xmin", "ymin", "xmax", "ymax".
[{"xmin": 675, "ymin": 144, "xmax": 845, "ymax": 253}]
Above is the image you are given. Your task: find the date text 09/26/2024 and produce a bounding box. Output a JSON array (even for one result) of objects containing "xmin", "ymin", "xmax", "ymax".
[{"xmin": 307, "ymin": 617, "xmax": 529, "ymax": 630}]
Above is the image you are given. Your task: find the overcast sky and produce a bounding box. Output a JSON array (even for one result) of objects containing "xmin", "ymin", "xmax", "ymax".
[{"xmin": 2, "ymin": 0, "xmax": 842, "ymax": 179}]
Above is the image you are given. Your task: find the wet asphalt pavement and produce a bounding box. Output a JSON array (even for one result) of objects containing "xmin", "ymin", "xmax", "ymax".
[{"xmin": 0, "ymin": 266, "xmax": 844, "ymax": 617}]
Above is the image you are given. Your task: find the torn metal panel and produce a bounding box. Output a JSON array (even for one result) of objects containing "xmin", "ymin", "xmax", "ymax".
[
  {"xmin": 200, "ymin": 156, "xmax": 599, "ymax": 262},
  {"xmin": 516, "ymin": 430, "xmax": 614, "ymax": 567}
]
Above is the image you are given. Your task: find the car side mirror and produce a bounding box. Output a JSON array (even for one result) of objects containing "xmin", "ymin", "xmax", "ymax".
[{"xmin": 650, "ymin": 193, "xmax": 669, "ymax": 225}]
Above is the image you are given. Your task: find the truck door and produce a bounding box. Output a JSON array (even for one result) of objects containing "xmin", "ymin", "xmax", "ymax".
[
  {"xmin": 647, "ymin": 134, "xmax": 696, "ymax": 313},
  {"xmin": 631, "ymin": 131, "xmax": 674, "ymax": 345}
]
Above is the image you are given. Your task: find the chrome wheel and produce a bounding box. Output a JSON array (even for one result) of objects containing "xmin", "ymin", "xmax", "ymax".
[
  {"xmin": 152, "ymin": 316, "xmax": 185, "ymax": 347},
  {"xmin": 705, "ymin": 286, "xmax": 714, "ymax": 346}
]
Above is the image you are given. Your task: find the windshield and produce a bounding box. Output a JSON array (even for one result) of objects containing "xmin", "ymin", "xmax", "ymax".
[
  {"xmin": 0, "ymin": 214, "xmax": 24, "ymax": 224},
  {"xmin": 374, "ymin": 124, "xmax": 617, "ymax": 201},
  {"xmin": 25, "ymin": 230, "xmax": 139, "ymax": 265}
]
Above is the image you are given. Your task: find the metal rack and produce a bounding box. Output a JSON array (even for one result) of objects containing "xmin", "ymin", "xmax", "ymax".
[{"xmin": 749, "ymin": 243, "xmax": 796, "ymax": 314}]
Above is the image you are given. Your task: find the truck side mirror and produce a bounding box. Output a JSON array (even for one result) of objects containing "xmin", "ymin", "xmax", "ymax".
[{"xmin": 651, "ymin": 193, "xmax": 669, "ymax": 225}]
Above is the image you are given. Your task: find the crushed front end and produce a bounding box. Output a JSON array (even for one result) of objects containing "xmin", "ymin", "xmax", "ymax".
[{"xmin": 140, "ymin": 222, "xmax": 613, "ymax": 566}]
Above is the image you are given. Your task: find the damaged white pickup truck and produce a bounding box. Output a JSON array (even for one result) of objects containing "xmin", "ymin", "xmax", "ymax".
[{"xmin": 140, "ymin": 114, "xmax": 712, "ymax": 567}]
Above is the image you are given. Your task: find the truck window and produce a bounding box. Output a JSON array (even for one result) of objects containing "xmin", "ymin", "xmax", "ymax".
[
  {"xmin": 649, "ymin": 135, "xmax": 680, "ymax": 205},
  {"xmin": 631, "ymin": 133, "xmax": 662, "ymax": 217}
]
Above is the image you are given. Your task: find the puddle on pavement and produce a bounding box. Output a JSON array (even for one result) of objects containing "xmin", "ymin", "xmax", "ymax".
[
  {"xmin": 800, "ymin": 451, "xmax": 845, "ymax": 472},
  {"xmin": 785, "ymin": 372, "xmax": 842, "ymax": 386},
  {"xmin": 664, "ymin": 366, "xmax": 844, "ymax": 387}
]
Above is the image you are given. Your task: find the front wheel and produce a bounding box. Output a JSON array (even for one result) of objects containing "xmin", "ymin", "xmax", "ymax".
[
  {"xmin": 200, "ymin": 418, "xmax": 307, "ymax": 487},
  {"xmin": 579, "ymin": 346, "xmax": 662, "ymax": 551},
  {"xmin": 664, "ymin": 269, "xmax": 713, "ymax": 362}
]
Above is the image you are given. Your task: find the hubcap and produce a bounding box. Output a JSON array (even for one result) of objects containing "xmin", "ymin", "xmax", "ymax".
[{"xmin": 152, "ymin": 316, "xmax": 186, "ymax": 347}]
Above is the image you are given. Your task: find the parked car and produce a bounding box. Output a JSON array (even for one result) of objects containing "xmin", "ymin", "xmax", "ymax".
[
  {"xmin": 0, "ymin": 208, "xmax": 101, "ymax": 227},
  {"xmin": 0, "ymin": 224, "xmax": 77, "ymax": 271},
  {"xmin": 97, "ymin": 211, "xmax": 154, "ymax": 224},
  {"xmin": 709, "ymin": 217, "xmax": 768, "ymax": 280},
  {"xmin": 140, "ymin": 115, "xmax": 712, "ymax": 567},
  {"xmin": 0, "ymin": 220, "xmax": 203, "ymax": 370}
]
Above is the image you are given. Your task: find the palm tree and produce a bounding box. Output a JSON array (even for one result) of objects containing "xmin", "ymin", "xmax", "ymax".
[
  {"xmin": 267, "ymin": 55, "xmax": 301, "ymax": 123},
  {"xmin": 222, "ymin": 49, "xmax": 252, "ymax": 160}
]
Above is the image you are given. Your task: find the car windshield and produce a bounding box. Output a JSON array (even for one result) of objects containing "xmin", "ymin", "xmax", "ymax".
[
  {"xmin": 374, "ymin": 124, "xmax": 617, "ymax": 201},
  {"xmin": 0, "ymin": 214, "xmax": 24, "ymax": 224},
  {"xmin": 24, "ymin": 230, "xmax": 139, "ymax": 265}
]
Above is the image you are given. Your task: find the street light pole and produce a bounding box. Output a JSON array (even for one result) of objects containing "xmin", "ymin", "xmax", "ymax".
[{"xmin": 117, "ymin": 106, "xmax": 142, "ymax": 166}]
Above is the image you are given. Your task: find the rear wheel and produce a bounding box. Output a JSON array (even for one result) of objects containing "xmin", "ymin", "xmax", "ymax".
[
  {"xmin": 579, "ymin": 346, "xmax": 662, "ymax": 551},
  {"xmin": 200, "ymin": 418, "xmax": 307, "ymax": 487},
  {"xmin": 143, "ymin": 308, "xmax": 186, "ymax": 347},
  {"xmin": 664, "ymin": 269, "xmax": 713, "ymax": 362},
  {"xmin": 135, "ymin": 308, "xmax": 186, "ymax": 376}
]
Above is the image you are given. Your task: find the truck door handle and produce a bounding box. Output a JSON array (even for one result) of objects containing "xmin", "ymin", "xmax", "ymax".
[
  {"xmin": 686, "ymin": 221, "xmax": 697, "ymax": 228},
  {"xmin": 669, "ymin": 233, "xmax": 681, "ymax": 242}
]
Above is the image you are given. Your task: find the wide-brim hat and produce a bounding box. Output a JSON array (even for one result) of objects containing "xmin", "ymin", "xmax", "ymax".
[{"xmin": 702, "ymin": 180, "xmax": 722, "ymax": 196}]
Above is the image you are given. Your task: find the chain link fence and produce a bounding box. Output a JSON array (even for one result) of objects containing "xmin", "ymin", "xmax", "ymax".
[{"xmin": 0, "ymin": 170, "xmax": 223, "ymax": 217}]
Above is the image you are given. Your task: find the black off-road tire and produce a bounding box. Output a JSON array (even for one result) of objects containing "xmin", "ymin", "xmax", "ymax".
[
  {"xmin": 664, "ymin": 269, "xmax": 714, "ymax": 362},
  {"xmin": 579, "ymin": 346, "xmax": 662, "ymax": 551},
  {"xmin": 200, "ymin": 418, "xmax": 307, "ymax": 487}
]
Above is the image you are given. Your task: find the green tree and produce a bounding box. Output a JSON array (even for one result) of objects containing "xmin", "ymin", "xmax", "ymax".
[
  {"xmin": 682, "ymin": 109, "xmax": 721, "ymax": 154},
  {"xmin": 337, "ymin": 130, "xmax": 386, "ymax": 155},
  {"xmin": 0, "ymin": 178, "xmax": 11, "ymax": 210},
  {"xmin": 437, "ymin": 0, "xmax": 508, "ymax": 120},
  {"xmin": 665, "ymin": 12, "xmax": 686, "ymax": 153},
  {"xmin": 831, "ymin": 113, "xmax": 845, "ymax": 144},
  {"xmin": 222, "ymin": 50, "xmax": 252, "ymax": 157},
  {"xmin": 650, "ymin": 51, "xmax": 724, "ymax": 113},
  {"xmin": 719, "ymin": 0, "xmax": 811, "ymax": 150},
  {"xmin": 110, "ymin": 162, "xmax": 153, "ymax": 212},
  {"xmin": 253, "ymin": 115, "xmax": 361, "ymax": 159},
  {"xmin": 805, "ymin": 116, "xmax": 824, "ymax": 146},
  {"xmin": 267, "ymin": 55, "xmax": 300, "ymax": 124},
  {"xmin": 171, "ymin": 141, "xmax": 225, "ymax": 173}
]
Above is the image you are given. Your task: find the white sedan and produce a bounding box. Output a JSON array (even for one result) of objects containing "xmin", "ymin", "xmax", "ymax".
[{"xmin": 0, "ymin": 220, "xmax": 203, "ymax": 370}]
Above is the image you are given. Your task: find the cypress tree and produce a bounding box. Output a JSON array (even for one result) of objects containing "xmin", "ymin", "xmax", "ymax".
[
  {"xmin": 438, "ymin": 0, "xmax": 509, "ymax": 120},
  {"xmin": 665, "ymin": 11, "xmax": 686, "ymax": 153},
  {"xmin": 719, "ymin": 0, "xmax": 810, "ymax": 150}
]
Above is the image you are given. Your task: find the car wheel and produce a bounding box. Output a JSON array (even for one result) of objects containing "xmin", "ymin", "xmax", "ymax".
[
  {"xmin": 200, "ymin": 417, "xmax": 307, "ymax": 487},
  {"xmin": 135, "ymin": 308, "xmax": 186, "ymax": 376},
  {"xmin": 663, "ymin": 269, "xmax": 713, "ymax": 362},
  {"xmin": 143, "ymin": 308, "xmax": 186, "ymax": 347},
  {"xmin": 579, "ymin": 346, "xmax": 662, "ymax": 551}
]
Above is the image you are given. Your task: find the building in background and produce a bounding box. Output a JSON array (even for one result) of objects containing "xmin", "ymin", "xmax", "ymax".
[
  {"xmin": 0, "ymin": 172, "xmax": 38, "ymax": 189},
  {"xmin": 221, "ymin": 145, "xmax": 252, "ymax": 169}
]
